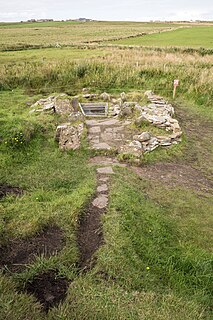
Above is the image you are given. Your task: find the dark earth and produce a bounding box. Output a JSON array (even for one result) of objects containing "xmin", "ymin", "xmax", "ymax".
[
  {"xmin": 0, "ymin": 184, "xmax": 23, "ymax": 199},
  {"xmin": 24, "ymin": 270, "xmax": 69, "ymax": 313},
  {"xmin": 0, "ymin": 224, "xmax": 64, "ymax": 272},
  {"xmin": 77, "ymin": 200, "xmax": 105, "ymax": 271}
]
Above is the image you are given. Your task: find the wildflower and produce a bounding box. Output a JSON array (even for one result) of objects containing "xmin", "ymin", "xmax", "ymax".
[
  {"xmin": 5, "ymin": 141, "xmax": 7, "ymax": 144},
  {"xmin": 146, "ymin": 266, "xmax": 150, "ymax": 270}
]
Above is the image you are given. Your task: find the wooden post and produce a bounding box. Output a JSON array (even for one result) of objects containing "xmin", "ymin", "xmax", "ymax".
[{"xmin": 173, "ymin": 79, "xmax": 179, "ymax": 99}]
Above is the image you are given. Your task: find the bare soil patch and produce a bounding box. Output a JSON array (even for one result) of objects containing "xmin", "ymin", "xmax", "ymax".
[
  {"xmin": 0, "ymin": 184, "xmax": 23, "ymax": 199},
  {"xmin": 24, "ymin": 270, "xmax": 69, "ymax": 313},
  {"xmin": 132, "ymin": 163, "xmax": 213, "ymax": 194},
  {"xmin": 77, "ymin": 202, "xmax": 105, "ymax": 271},
  {"xmin": 0, "ymin": 225, "xmax": 64, "ymax": 272}
]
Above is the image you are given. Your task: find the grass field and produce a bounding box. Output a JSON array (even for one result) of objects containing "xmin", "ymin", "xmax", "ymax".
[
  {"xmin": 113, "ymin": 26, "xmax": 213, "ymax": 48},
  {"xmin": 0, "ymin": 20, "xmax": 213, "ymax": 319},
  {"xmin": 0, "ymin": 21, "xmax": 186, "ymax": 50}
]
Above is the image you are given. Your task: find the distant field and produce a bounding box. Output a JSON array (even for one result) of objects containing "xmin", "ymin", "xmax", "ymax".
[
  {"xmin": 0, "ymin": 21, "xmax": 184, "ymax": 50},
  {"xmin": 0, "ymin": 21, "xmax": 81, "ymax": 28},
  {"xmin": 112, "ymin": 26, "xmax": 213, "ymax": 48},
  {"xmin": 0, "ymin": 47, "xmax": 106, "ymax": 65}
]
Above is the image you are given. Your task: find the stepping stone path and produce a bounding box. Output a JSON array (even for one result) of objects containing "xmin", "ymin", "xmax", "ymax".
[
  {"xmin": 93, "ymin": 166, "xmax": 114, "ymax": 209},
  {"xmin": 86, "ymin": 118, "xmax": 133, "ymax": 151}
]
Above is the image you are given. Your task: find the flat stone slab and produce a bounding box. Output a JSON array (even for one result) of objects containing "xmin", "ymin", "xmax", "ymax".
[
  {"xmin": 89, "ymin": 156, "xmax": 127, "ymax": 167},
  {"xmin": 97, "ymin": 167, "xmax": 114, "ymax": 174},
  {"xmin": 99, "ymin": 177, "xmax": 110, "ymax": 182},
  {"xmin": 97, "ymin": 184, "xmax": 108, "ymax": 192},
  {"xmin": 92, "ymin": 142, "xmax": 111, "ymax": 150},
  {"xmin": 92, "ymin": 195, "xmax": 108, "ymax": 209},
  {"xmin": 88, "ymin": 126, "xmax": 101, "ymax": 133}
]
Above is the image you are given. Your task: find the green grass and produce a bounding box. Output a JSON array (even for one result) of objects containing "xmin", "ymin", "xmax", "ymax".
[
  {"xmin": 113, "ymin": 26, "xmax": 213, "ymax": 48},
  {"xmin": 0, "ymin": 89, "xmax": 213, "ymax": 319},
  {"xmin": 0, "ymin": 21, "xmax": 185, "ymax": 51},
  {"xmin": 0, "ymin": 47, "xmax": 106, "ymax": 65}
]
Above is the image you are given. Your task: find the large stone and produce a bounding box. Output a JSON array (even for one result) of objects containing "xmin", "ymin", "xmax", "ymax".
[
  {"xmin": 30, "ymin": 94, "xmax": 74, "ymax": 115},
  {"xmin": 97, "ymin": 184, "xmax": 108, "ymax": 192},
  {"xmin": 120, "ymin": 92, "xmax": 127, "ymax": 102},
  {"xmin": 120, "ymin": 107, "xmax": 132, "ymax": 117},
  {"xmin": 71, "ymin": 98, "xmax": 79, "ymax": 111},
  {"xmin": 55, "ymin": 123, "xmax": 83, "ymax": 151},
  {"xmin": 92, "ymin": 142, "xmax": 111, "ymax": 150},
  {"xmin": 97, "ymin": 167, "xmax": 114, "ymax": 174},
  {"xmin": 100, "ymin": 92, "xmax": 110, "ymax": 101},
  {"xmin": 135, "ymin": 132, "xmax": 152, "ymax": 142},
  {"xmin": 92, "ymin": 195, "xmax": 108, "ymax": 209},
  {"xmin": 88, "ymin": 126, "xmax": 101, "ymax": 134},
  {"xmin": 119, "ymin": 142, "xmax": 143, "ymax": 157},
  {"xmin": 53, "ymin": 95, "xmax": 74, "ymax": 115}
]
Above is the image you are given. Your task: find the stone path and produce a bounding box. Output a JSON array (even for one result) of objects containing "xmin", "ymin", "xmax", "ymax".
[
  {"xmin": 86, "ymin": 118, "xmax": 133, "ymax": 151},
  {"xmin": 89, "ymin": 156, "xmax": 127, "ymax": 167}
]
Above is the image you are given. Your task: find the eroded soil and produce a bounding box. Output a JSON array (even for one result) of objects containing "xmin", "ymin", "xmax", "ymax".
[
  {"xmin": 132, "ymin": 163, "xmax": 213, "ymax": 194},
  {"xmin": 24, "ymin": 270, "xmax": 69, "ymax": 313},
  {"xmin": 0, "ymin": 184, "xmax": 23, "ymax": 199},
  {"xmin": 0, "ymin": 225, "xmax": 64, "ymax": 272},
  {"xmin": 77, "ymin": 200, "xmax": 105, "ymax": 271}
]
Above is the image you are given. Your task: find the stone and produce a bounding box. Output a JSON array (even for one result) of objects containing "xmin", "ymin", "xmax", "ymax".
[
  {"xmin": 129, "ymin": 140, "xmax": 142, "ymax": 150},
  {"xmin": 135, "ymin": 115, "xmax": 149, "ymax": 126},
  {"xmin": 88, "ymin": 126, "xmax": 101, "ymax": 134},
  {"xmin": 135, "ymin": 132, "xmax": 152, "ymax": 142},
  {"xmin": 71, "ymin": 98, "xmax": 79, "ymax": 111},
  {"xmin": 92, "ymin": 142, "xmax": 111, "ymax": 150},
  {"xmin": 55, "ymin": 123, "xmax": 83, "ymax": 151},
  {"xmin": 92, "ymin": 195, "xmax": 108, "ymax": 209},
  {"xmin": 170, "ymin": 132, "xmax": 182, "ymax": 139},
  {"xmin": 97, "ymin": 184, "xmax": 108, "ymax": 192},
  {"xmin": 120, "ymin": 92, "xmax": 127, "ymax": 102},
  {"xmin": 68, "ymin": 111, "xmax": 85, "ymax": 122},
  {"xmin": 82, "ymin": 94, "xmax": 97, "ymax": 99},
  {"xmin": 30, "ymin": 94, "xmax": 74, "ymax": 115},
  {"xmin": 123, "ymin": 102, "xmax": 137, "ymax": 107},
  {"xmin": 100, "ymin": 92, "xmax": 110, "ymax": 101},
  {"xmin": 54, "ymin": 96, "xmax": 74, "ymax": 115},
  {"xmin": 171, "ymin": 122, "xmax": 181, "ymax": 133},
  {"xmin": 119, "ymin": 143, "xmax": 143, "ymax": 157},
  {"xmin": 144, "ymin": 90, "xmax": 154, "ymax": 98},
  {"xmin": 135, "ymin": 105, "xmax": 143, "ymax": 112},
  {"xmin": 120, "ymin": 106, "xmax": 132, "ymax": 117},
  {"xmin": 151, "ymin": 115, "xmax": 167, "ymax": 125},
  {"xmin": 99, "ymin": 177, "xmax": 110, "ymax": 182},
  {"xmin": 42, "ymin": 102, "xmax": 55, "ymax": 111},
  {"xmin": 96, "ymin": 167, "xmax": 114, "ymax": 174}
]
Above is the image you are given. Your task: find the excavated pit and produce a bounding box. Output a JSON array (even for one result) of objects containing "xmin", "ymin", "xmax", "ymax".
[
  {"xmin": 0, "ymin": 225, "xmax": 64, "ymax": 273},
  {"xmin": 24, "ymin": 270, "xmax": 69, "ymax": 313}
]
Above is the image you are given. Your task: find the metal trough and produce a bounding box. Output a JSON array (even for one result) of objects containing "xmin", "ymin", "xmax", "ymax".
[{"xmin": 79, "ymin": 102, "xmax": 108, "ymax": 117}]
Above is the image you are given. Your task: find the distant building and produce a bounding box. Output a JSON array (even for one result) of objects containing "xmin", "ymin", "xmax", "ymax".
[
  {"xmin": 77, "ymin": 18, "xmax": 93, "ymax": 22},
  {"xmin": 36, "ymin": 19, "xmax": 54, "ymax": 22},
  {"xmin": 26, "ymin": 19, "xmax": 54, "ymax": 23}
]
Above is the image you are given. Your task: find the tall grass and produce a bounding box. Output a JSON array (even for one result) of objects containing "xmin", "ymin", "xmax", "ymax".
[{"xmin": 0, "ymin": 47, "xmax": 212, "ymax": 108}]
